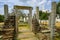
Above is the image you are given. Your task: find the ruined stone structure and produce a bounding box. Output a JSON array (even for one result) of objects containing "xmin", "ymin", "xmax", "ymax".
[
  {"xmin": 2, "ymin": 1, "xmax": 57, "ymax": 40},
  {"xmin": 2, "ymin": 5, "xmax": 15, "ymax": 40},
  {"xmin": 32, "ymin": 18, "xmax": 41, "ymax": 34},
  {"xmin": 2, "ymin": 15, "xmax": 16, "ymax": 40},
  {"xmin": 3, "ymin": 5, "xmax": 33, "ymax": 40},
  {"xmin": 14, "ymin": 6, "xmax": 33, "ymax": 31}
]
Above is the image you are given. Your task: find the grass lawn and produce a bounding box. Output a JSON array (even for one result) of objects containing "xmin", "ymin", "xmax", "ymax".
[{"xmin": 0, "ymin": 22, "xmax": 4, "ymax": 26}]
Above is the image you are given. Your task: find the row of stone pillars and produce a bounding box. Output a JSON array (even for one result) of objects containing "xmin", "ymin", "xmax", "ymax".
[
  {"xmin": 4, "ymin": 4, "xmax": 39, "ymax": 32},
  {"xmin": 35, "ymin": 2, "xmax": 56, "ymax": 40},
  {"xmin": 4, "ymin": 1, "xmax": 56, "ymax": 40},
  {"xmin": 36, "ymin": 2, "xmax": 56, "ymax": 40},
  {"xmin": 4, "ymin": 5, "xmax": 33, "ymax": 40}
]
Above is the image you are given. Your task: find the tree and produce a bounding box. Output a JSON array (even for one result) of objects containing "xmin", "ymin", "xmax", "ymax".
[
  {"xmin": 39, "ymin": 11, "xmax": 49, "ymax": 20},
  {"xmin": 56, "ymin": 2, "xmax": 60, "ymax": 18},
  {"xmin": 0, "ymin": 15, "xmax": 4, "ymax": 22},
  {"xmin": 39, "ymin": 11, "xmax": 42, "ymax": 19}
]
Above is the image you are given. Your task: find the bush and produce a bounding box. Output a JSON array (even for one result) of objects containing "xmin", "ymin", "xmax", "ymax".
[
  {"xmin": 0, "ymin": 15, "xmax": 4, "ymax": 22},
  {"xmin": 39, "ymin": 11, "xmax": 49, "ymax": 20}
]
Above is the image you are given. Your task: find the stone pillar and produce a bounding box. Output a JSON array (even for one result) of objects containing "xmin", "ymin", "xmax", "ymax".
[
  {"xmin": 14, "ymin": 7, "xmax": 18, "ymax": 40},
  {"xmin": 50, "ymin": 2, "xmax": 56, "ymax": 40},
  {"xmin": 29, "ymin": 8, "xmax": 32, "ymax": 31},
  {"xmin": 27, "ymin": 14, "xmax": 30, "ymax": 24},
  {"xmin": 4, "ymin": 5, "xmax": 8, "ymax": 20},
  {"xmin": 49, "ymin": 14, "xmax": 51, "ymax": 28},
  {"xmin": 36, "ymin": 7, "xmax": 39, "ymax": 22},
  {"xmin": 33, "ymin": 13, "xmax": 36, "ymax": 19}
]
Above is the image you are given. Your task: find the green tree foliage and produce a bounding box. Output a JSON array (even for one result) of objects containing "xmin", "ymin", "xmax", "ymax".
[
  {"xmin": 39, "ymin": 11, "xmax": 49, "ymax": 20},
  {"xmin": 0, "ymin": 15, "xmax": 4, "ymax": 22},
  {"xmin": 56, "ymin": 2, "xmax": 60, "ymax": 18}
]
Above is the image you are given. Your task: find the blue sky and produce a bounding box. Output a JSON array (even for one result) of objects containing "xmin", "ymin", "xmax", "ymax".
[{"xmin": 0, "ymin": 0, "xmax": 59, "ymax": 15}]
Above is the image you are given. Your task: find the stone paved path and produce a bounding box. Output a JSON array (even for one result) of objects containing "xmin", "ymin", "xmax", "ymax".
[{"xmin": 18, "ymin": 23, "xmax": 39, "ymax": 40}]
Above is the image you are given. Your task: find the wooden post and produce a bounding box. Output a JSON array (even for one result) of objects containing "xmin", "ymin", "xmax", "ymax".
[
  {"xmin": 50, "ymin": 2, "xmax": 56, "ymax": 40},
  {"xmin": 4, "ymin": 5, "xmax": 8, "ymax": 20}
]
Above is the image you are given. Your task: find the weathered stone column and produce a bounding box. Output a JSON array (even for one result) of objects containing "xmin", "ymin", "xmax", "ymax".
[
  {"xmin": 4, "ymin": 5, "xmax": 8, "ymax": 20},
  {"xmin": 50, "ymin": 2, "xmax": 56, "ymax": 40},
  {"xmin": 29, "ymin": 8, "xmax": 32, "ymax": 31},
  {"xmin": 49, "ymin": 14, "xmax": 51, "ymax": 28},
  {"xmin": 36, "ymin": 7, "xmax": 39, "ymax": 22},
  {"xmin": 14, "ymin": 7, "xmax": 18, "ymax": 40}
]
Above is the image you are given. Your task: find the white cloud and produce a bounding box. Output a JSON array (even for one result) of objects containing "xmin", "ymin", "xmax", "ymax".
[
  {"xmin": 47, "ymin": 0, "xmax": 51, "ymax": 5},
  {"xmin": 0, "ymin": 0, "xmax": 51, "ymax": 14},
  {"xmin": 39, "ymin": 0, "xmax": 47, "ymax": 5},
  {"xmin": 0, "ymin": 0, "xmax": 25, "ymax": 14},
  {"xmin": 38, "ymin": 0, "xmax": 51, "ymax": 12},
  {"xmin": 0, "ymin": 7, "xmax": 4, "ymax": 14},
  {"xmin": 19, "ymin": 0, "xmax": 29, "ymax": 3}
]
